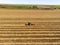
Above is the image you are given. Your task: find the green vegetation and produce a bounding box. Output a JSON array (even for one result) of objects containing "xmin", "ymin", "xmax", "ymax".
[
  {"xmin": 0, "ymin": 5, "xmax": 38, "ymax": 9},
  {"xmin": 53, "ymin": 5, "xmax": 60, "ymax": 9},
  {"xmin": 0, "ymin": 5, "xmax": 60, "ymax": 10}
]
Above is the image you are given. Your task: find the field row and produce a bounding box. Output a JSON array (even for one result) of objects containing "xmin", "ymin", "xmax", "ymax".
[{"xmin": 0, "ymin": 18, "xmax": 60, "ymax": 45}]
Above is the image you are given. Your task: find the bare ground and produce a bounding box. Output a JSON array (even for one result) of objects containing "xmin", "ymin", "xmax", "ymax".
[
  {"xmin": 0, "ymin": 9, "xmax": 60, "ymax": 45},
  {"xmin": 0, "ymin": 9, "xmax": 60, "ymax": 18}
]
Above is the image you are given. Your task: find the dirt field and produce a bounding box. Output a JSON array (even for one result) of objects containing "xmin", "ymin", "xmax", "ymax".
[
  {"xmin": 0, "ymin": 9, "xmax": 60, "ymax": 45},
  {"xmin": 0, "ymin": 9, "xmax": 60, "ymax": 18}
]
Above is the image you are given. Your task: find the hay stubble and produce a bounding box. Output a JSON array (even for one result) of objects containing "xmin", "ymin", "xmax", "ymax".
[{"xmin": 0, "ymin": 9, "xmax": 60, "ymax": 45}]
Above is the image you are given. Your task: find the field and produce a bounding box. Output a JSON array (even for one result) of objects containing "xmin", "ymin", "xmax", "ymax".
[
  {"xmin": 0, "ymin": 9, "xmax": 60, "ymax": 18},
  {"xmin": 0, "ymin": 9, "xmax": 60, "ymax": 45}
]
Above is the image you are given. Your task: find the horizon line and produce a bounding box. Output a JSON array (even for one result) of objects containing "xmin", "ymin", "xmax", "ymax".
[{"xmin": 0, "ymin": 3, "xmax": 60, "ymax": 5}]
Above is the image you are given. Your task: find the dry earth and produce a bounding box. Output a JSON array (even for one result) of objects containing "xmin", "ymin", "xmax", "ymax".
[
  {"xmin": 0, "ymin": 9, "xmax": 60, "ymax": 18},
  {"xmin": 0, "ymin": 9, "xmax": 60, "ymax": 45}
]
